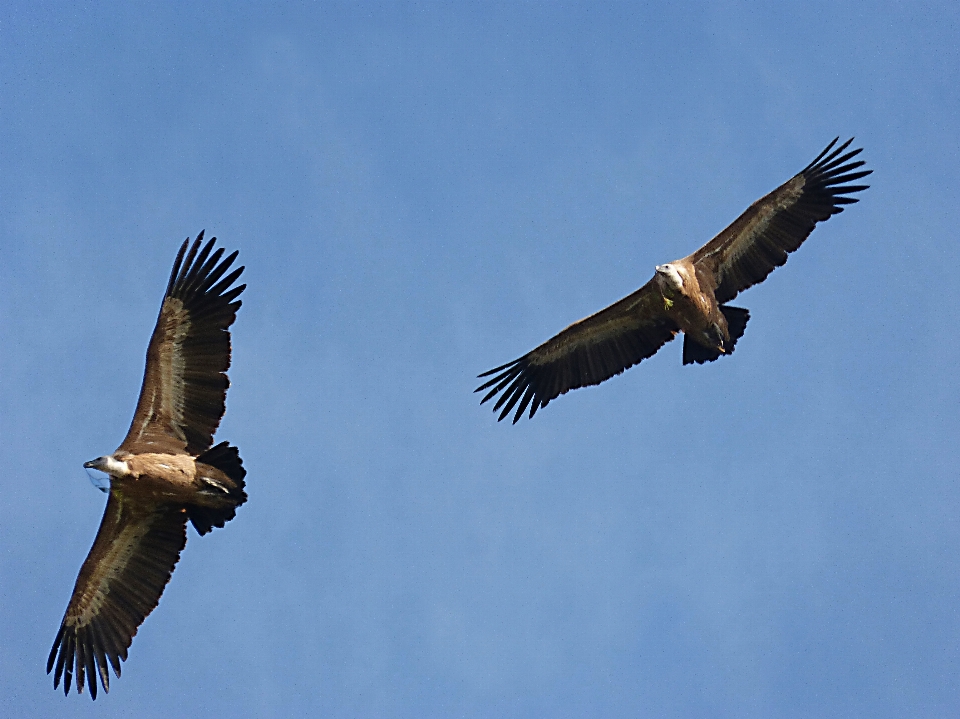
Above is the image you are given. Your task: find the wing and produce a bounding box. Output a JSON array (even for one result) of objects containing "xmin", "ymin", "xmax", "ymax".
[
  {"xmin": 476, "ymin": 280, "xmax": 679, "ymax": 422},
  {"xmin": 47, "ymin": 494, "xmax": 188, "ymax": 698},
  {"xmin": 119, "ymin": 232, "xmax": 245, "ymax": 455},
  {"xmin": 692, "ymin": 138, "xmax": 871, "ymax": 305}
]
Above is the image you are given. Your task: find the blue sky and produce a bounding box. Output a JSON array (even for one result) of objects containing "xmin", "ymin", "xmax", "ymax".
[{"xmin": 2, "ymin": 2, "xmax": 959, "ymax": 716}]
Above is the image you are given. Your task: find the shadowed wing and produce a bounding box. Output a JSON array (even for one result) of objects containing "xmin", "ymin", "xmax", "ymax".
[
  {"xmin": 476, "ymin": 280, "xmax": 679, "ymax": 422},
  {"xmin": 692, "ymin": 137, "xmax": 871, "ymax": 304},
  {"xmin": 119, "ymin": 232, "xmax": 245, "ymax": 456},
  {"xmin": 47, "ymin": 494, "xmax": 188, "ymax": 698}
]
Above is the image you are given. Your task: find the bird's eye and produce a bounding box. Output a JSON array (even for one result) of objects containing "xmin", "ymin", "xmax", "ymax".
[{"xmin": 85, "ymin": 467, "xmax": 111, "ymax": 493}]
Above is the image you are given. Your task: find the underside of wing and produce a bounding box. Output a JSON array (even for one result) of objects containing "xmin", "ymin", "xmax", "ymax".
[
  {"xmin": 693, "ymin": 138, "xmax": 871, "ymax": 305},
  {"xmin": 476, "ymin": 280, "xmax": 679, "ymax": 422},
  {"xmin": 47, "ymin": 494, "xmax": 188, "ymax": 699},
  {"xmin": 119, "ymin": 232, "xmax": 246, "ymax": 455}
]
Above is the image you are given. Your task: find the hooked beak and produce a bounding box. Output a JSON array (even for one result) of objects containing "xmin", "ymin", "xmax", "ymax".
[{"xmin": 83, "ymin": 458, "xmax": 105, "ymax": 470}]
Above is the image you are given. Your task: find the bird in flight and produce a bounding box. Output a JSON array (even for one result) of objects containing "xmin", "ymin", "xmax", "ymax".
[
  {"xmin": 48, "ymin": 232, "xmax": 247, "ymax": 698},
  {"xmin": 477, "ymin": 138, "xmax": 871, "ymax": 423}
]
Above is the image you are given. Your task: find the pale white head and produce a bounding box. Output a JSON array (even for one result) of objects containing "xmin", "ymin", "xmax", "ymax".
[
  {"xmin": 83, "ymin": 455, "xmax": 132, "ymax": 478},
  {"xmin": 655, "ymin": 263, "xmax": 684, "ymax": 292}
]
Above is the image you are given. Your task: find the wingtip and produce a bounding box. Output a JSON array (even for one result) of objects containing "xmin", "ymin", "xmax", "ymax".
[
  {"xmin": 47, "ymin": 626, "xmax": 63, "ymax": 674},
  {"xmin": 477, "ymin": 357, "xmax": 523, "ymax": 379},
  {"xmin": 804, "ymin": 136, "xmax": 864, "ymax": 174}
]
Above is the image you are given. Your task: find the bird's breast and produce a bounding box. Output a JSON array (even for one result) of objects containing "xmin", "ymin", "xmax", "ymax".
[{"xmin": 115, "ymin": 454, "xmax": 199, "ymax": 501}]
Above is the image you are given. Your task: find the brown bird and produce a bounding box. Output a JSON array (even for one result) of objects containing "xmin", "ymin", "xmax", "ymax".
[
  {"xmin": 477, "ymin": 138, "xmax": 871, "ymax": 422},
  {"xmin": 48, "ymin": 232, "xmax": 247, "ymax": 698}
]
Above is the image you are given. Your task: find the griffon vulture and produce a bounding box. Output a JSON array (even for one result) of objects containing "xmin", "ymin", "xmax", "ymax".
[
  {"xmin": 477, "ymin": 138, "xmax": 871, "ymax": 422},
  {"xmin": 48, "ymin": 232, "xmax": 247, "ymax": 698}
]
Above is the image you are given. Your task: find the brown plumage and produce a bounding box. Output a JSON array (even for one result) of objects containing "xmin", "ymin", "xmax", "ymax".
[
  {"xmin": 48, "ymin": 232, "xmax": 247, "ymax": 698},
  {"xmin": 477, "ymin": 138, "xmax": 871, "ymax": 422}
]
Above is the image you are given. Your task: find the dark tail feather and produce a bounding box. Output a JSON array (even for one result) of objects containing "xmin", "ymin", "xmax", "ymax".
[
  {"xmin": 720, "ymin": 305, "xmax": 750, "ymax": 349},
  {"xmin": 683, "ymin": 335, "xmax": 720, "ymax": 365},
  {"xmin": 682, "ymin": 305, "xmax": 750, "ymax": 365},
  {"xmin": 188, "ymin": 442, "xmax": 247, "ymax": 536}
]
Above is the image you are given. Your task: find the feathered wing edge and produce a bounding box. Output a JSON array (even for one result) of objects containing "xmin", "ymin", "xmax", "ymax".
[
  {"xmin": 47, "ymin": 496, "xmax": 188, "ymax": 699},
  {"xmin": 476, "ymin": 282, "xmax": 679, "ymax": 422},
  {"xmin": 694, "ymin": 137, "xmax": 871, "ymax": 304},
  {"xmin": 119, "ymin": 231, "xmax": 246, "ymax": 456}
]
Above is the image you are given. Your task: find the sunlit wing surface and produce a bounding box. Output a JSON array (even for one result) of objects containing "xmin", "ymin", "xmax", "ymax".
[{"xmin": 119, "ymin": 232, "xmax": 245, "ymax": 455}]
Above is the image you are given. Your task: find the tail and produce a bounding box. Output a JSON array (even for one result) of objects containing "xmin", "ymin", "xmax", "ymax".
[
  {"xmin": 720, "ymin": 305, "xmax": 750, "ymax": 349},
  {"xmin": 188, "ymin": 442, "xmax": 248, "ymax": 536},
  {"xmin": 682, "ymin": 305, "xmax": 750, "ymax": 365}
]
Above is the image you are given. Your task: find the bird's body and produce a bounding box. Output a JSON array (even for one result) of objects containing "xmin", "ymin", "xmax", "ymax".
[
  {"xmin": 89, "ymin": 452, "xmax": 241, "ymax": 505},
  {"xmin": 48, "ymin": 232, "xmax": 246, "ymax": 699},
  {"xmin": 654, "ymin": 262, "xmax": 728, "ymax": 351},
  {"xmin": 477, "ymin": 138, "xmax": 871, "ymax": 422}
]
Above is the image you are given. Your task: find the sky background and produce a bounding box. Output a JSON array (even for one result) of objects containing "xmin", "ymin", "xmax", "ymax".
[{"xmin": 2, "ymin": 2, "xmax": 959, "ymax": 717}]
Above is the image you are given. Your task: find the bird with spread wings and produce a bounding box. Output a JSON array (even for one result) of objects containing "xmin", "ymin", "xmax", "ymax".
[
  {"xmin": 477, "ymin": 138, "xmax": 871, "ymax": 422},
  {"xmin": 48, "ymin": 232, "xmax": 247, "ymax": 698}
]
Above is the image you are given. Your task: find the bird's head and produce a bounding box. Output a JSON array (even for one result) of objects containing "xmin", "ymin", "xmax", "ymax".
[
  {"xmin": 83, "ymin": 457, "xmax": 107, "ymax": 472},
  {"xmin": 83, "ymin": 456, "xmax": 131, "ymax": 477},
  {"xmin": 655, "ymin": 263, "xmax": 684, "ymax": 293}
]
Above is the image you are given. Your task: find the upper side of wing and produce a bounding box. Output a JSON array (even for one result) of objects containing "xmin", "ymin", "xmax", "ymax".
[
  {"xmin": 476, "ymin": 279, "xmax": 679, "ymax": 423},
  {"xmin": 692, "ymin": 137, "xmax": 871, "ymax": 305},
  {"xmin": 119, "ymin": 232, "xmax": 246, "ymax": 455},
  {"xmin": 47, "ymin": 494, "xmax": 188, "ymax": 699}
]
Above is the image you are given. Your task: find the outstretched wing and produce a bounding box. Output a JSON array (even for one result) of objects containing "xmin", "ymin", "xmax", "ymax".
[
  {"xmin": 47, "ymin": 494, "xmax": 188, "ymax": 699},
  {"xmin": 476, "ymin": 280, "xmax": 679, "ymax": 422},
  {"xmin": 119, "ymin": 232, "xmax": 245, "ymax": 456},
  {"xmin": 692, "ymin": 138, "xmax": 871, "ymax": 305}
]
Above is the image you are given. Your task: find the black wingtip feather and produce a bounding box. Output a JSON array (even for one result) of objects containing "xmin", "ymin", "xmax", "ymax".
[
  {"xmin": 47, "ymin": 625, "xmax": 64, "ymax": 674},
  {"xmin": 182, "ymin": 238, "xmax": 216, "ymax": 295},
  {"xmin": 477, "ymin": 363, "xmax": 523, "ymax": 401},
  {"xmin": 493, "ymin": 373, "xmax": 527, "ymax": 414},
  {"xmin": 803, "ymin": 137, "xmax": 860, "ymax": 175},
  {"xmin": 166, "ymin": 239, "xmax": 190, "ymax": 296},
  {"xmin": 477, "ymin": 357, "xmax": 524, "ymax": 379},
  {"xmin": 175, "ymin": 235, "xmax": 203, "ymax": 290},
  {"xmin": 803, "ymin": 137, "xmax": 839, "ymax": 170},
  {"xmin": 512, "ymin": 384, "xmax": 537, "ymax": 423}
]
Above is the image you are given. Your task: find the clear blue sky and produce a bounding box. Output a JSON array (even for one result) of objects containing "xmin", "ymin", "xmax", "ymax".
[{"xmin": 2, "ymin": 2, "xmax": 959, "ymax": 717}]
